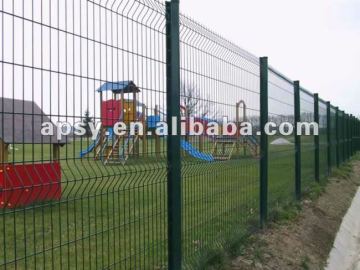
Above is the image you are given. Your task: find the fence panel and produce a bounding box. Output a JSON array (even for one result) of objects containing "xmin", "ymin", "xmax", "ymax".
[
  {"xmin": 0, "ymin": 1, "xmax": 359, "ymax": 269},
  {"xmin": 0, "ymin": 0, "xmax": 169, "ymax": 269},
  {"xmin": 267, "ymin": 70, "xmax": 295, "ymax": 209},
  {"xmin": 338, "ymin": 111, "xmax": 345, "ymax": 163},
  {"xmin": 330, "ymin": 106, "xmax": 337, "ymax": 168},
  {"xmin": 319, "ymin": 100, "xmax": 328, "ymax": 179},
  {"xmin": 299, "ymin": 89, "xmax": 315, "ymax": 191},
  {"xmin": 179, "ymin": 14, "xmax": 261, "ymax": 267}
]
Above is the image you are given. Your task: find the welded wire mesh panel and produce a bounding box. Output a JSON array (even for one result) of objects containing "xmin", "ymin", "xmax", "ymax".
[
  {"xmin": 299, "ymin": 89, "xmax": 314, "ymax": 191},
  {"xmin": 0, "ymin": 0, "xmax": 169, "ymax": 269},
  {"xmin": 338, "ymin": 111, "xmax": 345, "ymax": 163},
  {"xmin": 268, "ymin": 70, "xmax": 295, "ymax": 209},
  {"xmin": 330, "ymin": 106, "xmax": 337, "ymax": 167},
  {"xmin": 319, "ymin": 100, "xmax": 328, "ymax": 179},
  {"xmin": 179, "ymin": 15, "xmax": 260, "ymax": 267}
]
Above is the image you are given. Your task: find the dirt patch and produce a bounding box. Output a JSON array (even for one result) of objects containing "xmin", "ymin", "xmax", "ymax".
[{"xmin": 231, "ymin": 159, "xmax": 360, "ymax": 270}]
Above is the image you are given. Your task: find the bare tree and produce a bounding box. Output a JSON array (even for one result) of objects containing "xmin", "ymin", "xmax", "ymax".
[{"xmin": 180, "ymin": 82, "xmax": 219, "ymax": 119}]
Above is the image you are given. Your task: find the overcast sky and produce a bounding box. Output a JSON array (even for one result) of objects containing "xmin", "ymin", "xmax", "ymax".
[{"xmin": 181, "ymin": 0, "xmax": 360, "ymax": 117}]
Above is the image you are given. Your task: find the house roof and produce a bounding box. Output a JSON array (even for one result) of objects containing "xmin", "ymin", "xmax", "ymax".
[
  {"xmin": 97, "ymin": 81, "xmax": 140, "ymax": 94},
  {"xmin": 0, "ymin": 98, "xmax": 66, "ymax": 144}
]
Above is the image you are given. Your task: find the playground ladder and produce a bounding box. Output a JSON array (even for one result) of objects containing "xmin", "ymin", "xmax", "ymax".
[
  {"xmin": 243, "ymin": 136, "xmax": 259, "ymax": 157},
  {"xmin": 95, "ymin": 128, "xmax": 108, "ymax": 159},
  {"xmin": 104, "ymin": 133, "xmax": 139, "ymax": 165}
]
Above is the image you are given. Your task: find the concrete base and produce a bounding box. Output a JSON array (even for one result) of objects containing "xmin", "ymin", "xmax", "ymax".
[{"xmin": 326, "ymin": 187, "xmax": 360, "ymax": 270}]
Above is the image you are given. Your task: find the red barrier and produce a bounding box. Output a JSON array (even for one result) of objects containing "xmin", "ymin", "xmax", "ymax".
[{"xmin": 0, "ymin": 162, "xmax": 61, "ymax": 208}]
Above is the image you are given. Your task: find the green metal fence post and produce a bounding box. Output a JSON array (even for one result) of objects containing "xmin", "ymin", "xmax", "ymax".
[
  {"xmin": 326, "ymin": 102, "xmax": 331, "ymax": 174},
  {"xmin": 345, "ymin": 113, "xmax": 349, "ymax": 160},
  {"xmin": 349, "ymin": 114, "xmax": 353, "ymax": 157},
  {"xmin": 354, "ymin": 116, "xmax": 356, "ymax": 155},
  {"xmin": 349, "ymin": 114, "xmax": 352, "ymax": 158},
  {"xmin": 340, "ymin": 111, "xmax": 343, "ymax": 163},
  {"xmin": 341, "ymin": 111, "xmax": 346, "ymax": 162},
  {"xmin": 294, "ymin": 81, "xmax": 301, "ymax": 200},
  {"xmin": 357, "ymin": 119, "xmax": 358, "ymax": 152},
  {"xmin": 314, "ymin": 94, "xmax": 320, "ymax": 181},
  {"xmin": 344, "ymin": 113, "xmax": 347, "ymax": 160},
  {"xmin": 343, "ymin": 113, "xmax": 346, "ymax": 161},
  {"xmin": 340, "ymin": 111, "xmax": 343, "ymax": 164},
  {"xmin": 351, "ymin": 115, "xmax": 354, "ymax": 156},
  {"xmin": 356, "ymin": 119, "xmax": 358, "ymax": 152},
  {"xmin": 354, "ymin": 116, "xmax": 357, "ymax": 155},
  {"xmin": 336, "ymin": 107, "xmax": 340, "ymax": 167},
  {"xmin": 350, "ymin": 115, "xmax": 352, "ymax": 157},
  {"xmin": 348, "ymin": 114, "xmax": 350, "ymax": 157},
  {"xmin": 352, "ymin": 116, "xmax": 354, "ymax": 156},
  {"xmin": 260, "ymin": 57, "xmax": 269, "ymax": 226},
  {"xmin": 356, "ymin": 119, "xmax": 357, "ymax": 152},
  {"xmin": 358, "ymin": 119, "xmax": 360, "ymax": 152},
  {"xmin": 355, "ymin": 118, "xmax": 360, "ymax": 152},
  {"xmin": 166, "ymin": 0, "xmax": 182, "ymax": 268}
]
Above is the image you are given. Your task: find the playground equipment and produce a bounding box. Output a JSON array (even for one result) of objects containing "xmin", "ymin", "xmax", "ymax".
[
  {"xmin": 149, "ymin": 106, "xmax": 218, "ymax": 161},
  {"xmin": 0, "ymin": 98, "xmax": 64, "ymax": 208},
  {"xmin": 80, "ymin": 81, "xmax": 148, "ymax": 165},
  {"xmin": 211, "ymin": 100, "xmax": 259, "ymax": 160},
  {"xmin": 147, "ymin": 100, "xmax": 259, "ymax": 162},
  {"xmin": 80, "ymin": 85, "xmax": 259, "ymax": 164}
]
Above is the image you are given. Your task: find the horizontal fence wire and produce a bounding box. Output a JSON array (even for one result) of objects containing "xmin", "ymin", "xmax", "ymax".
[{"xmin": 0, "ymin": 0, "xmax": 359, "ymax": 269}]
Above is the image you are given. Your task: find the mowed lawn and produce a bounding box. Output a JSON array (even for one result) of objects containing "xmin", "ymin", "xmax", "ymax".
[{"xmin": 0, "ymin": 137, "xmax": 316, "ymax": 269}]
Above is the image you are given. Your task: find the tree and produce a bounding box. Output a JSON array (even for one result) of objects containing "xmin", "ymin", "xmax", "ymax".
[
  {"xmin": 180, "ymin": 82, "xmax": 219, "ymax": 119},
  {"xmin": 83, "ymin": 110, "xmax": 93, "ymax": 137}
]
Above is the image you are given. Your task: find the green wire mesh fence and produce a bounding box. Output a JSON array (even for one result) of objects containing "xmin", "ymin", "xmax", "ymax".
[
  {"xmin": 299, "ymin": 89, "xmax": 315, "ymax": 191},
  {"xmin": 0, "ymin": 0, "xmax": 359, "ymax": 269},
  {"xmin": 178, "ymin": 13, "xmax": 261, "ymax": 268},
  {"xmin": 267, "ymin": 69, "xmax": 295, "ymax": 210}
]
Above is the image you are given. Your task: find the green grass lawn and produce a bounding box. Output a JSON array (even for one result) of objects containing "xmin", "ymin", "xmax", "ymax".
[{"xmin": 0, "ymin": 137, "xmax": 321, "ymax": 269}]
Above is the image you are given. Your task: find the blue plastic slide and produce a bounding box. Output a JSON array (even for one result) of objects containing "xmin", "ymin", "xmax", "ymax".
[
  {"xmin": 79, "ymin": 136, "xmax": 101, "ymax": 158},
  {"xmin": 180, "ymin": 140, "xmax": 214, "ymax": 162}
]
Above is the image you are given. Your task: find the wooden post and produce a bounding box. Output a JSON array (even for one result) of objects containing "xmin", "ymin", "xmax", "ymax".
[
  {"xmin": 53, "ymin": 144, "xmax": 60, "ymax": 161},
  {"xmin": 0, "ymin": 140, "xmax": 9, "ymax": 164},
  {"xmin": 155, "ymin": 105, "xmax": 161, "ymax": 158}
]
